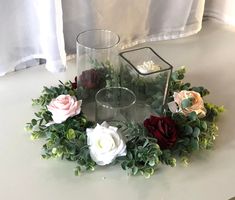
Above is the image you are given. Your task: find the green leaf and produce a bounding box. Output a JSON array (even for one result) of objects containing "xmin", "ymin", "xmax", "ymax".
[
  {"xmin": 74, "ymin": 166, "xmax": 81, "ymax": 176},
  {"xmin": 172, "ymin": 113, "xmax": 186, "ymax": 123},
  {"xmin": 181, "ymin": 98, "xmax": 193, "ymax": 109},
  {"xmin": 143, "ymin": 138, "xmax": 149, "ymax": 148},
  {"xmin": 183, "ymin": 138, "xmax": 190, "ymax": 145},
  {"xmin": 169, "ymin": 158, "xmax": 177, "ymax": 167},
  {"xmin": 181, "ymin": 157, "xmax": 189, "ymax": 166},
  {"xmin": 34, "ymin": 112, "xmax": 41, "ymax": 118},
  {"xmin": 30, "ymin": 131, "xmax": 45, "ymax": 140},
  {"xmin": 143, "ymin": 172, "xmax": 151, "ymax": 179},
  {"xmin": 127, "ymin": 160, "xmax": 134, "ymax": 168},
  {"xmin": 191, "ymin": 138, "xmax": 199, "ymax": 150},
  {"xmin": 31, "ymin": 119, "xmax": 37, "ymax": 126},
  {"xmin": 193, "ymin": 127, "xmax": 200, "ymax": 137},
  {"xmin": 132, "ymin": 167, "xmax": 138, "ymax": 175},
  {"xmin": 200, "ymin": 121, "xmax": 207, "ymax": 131},
  {"xmin": 86, "ymin": 165, "xmax": 95, "ymax": 171},
  {"xmin": 24, "ymin": 124, "xmax": 32, "ymax": 131},
  {"xmin": 189, "ymin": 111, "xmax": 197, "ymax": 121},
  {"xmin": 148, "ymin": 159, "xmax": 155, "ymax": 167},
  {"xmin": 121, "ymin": 161, "xmax": 128, "ymax": 170},
  {"xmin": 191, "ymin": 87, "xmax": 202, "ymax": 94},
  {"xmin": 146, "ymin": 168, "xmax": 155, "ymax": 175},
  {"xmin": 41, "ymin": 154, "xmax": 50, "ymax": 159},
  {"xmin": 66, "ymin": 129, "xmax": 76, "ymax": 140},
  {"xmin": 171, "ymin": 72, "xmax": 178, "ymax": 81},
  {"xmin": 78, "ymin": 134, "xmax": 86, "ymax": 142},
  {"xmin": 127, "ymin": 152, "xmax": 133, "ymax": 160},
  {"xmin": 184, "ymin": 125, "xmax": 193, "ymax": 135},
  {"xmin": 52, "ymin": 147, "xmax": 57, "ymax": 154},
  {"xmin": 181, "ymin": 83, "xmax": 191, "ymax": 90}
]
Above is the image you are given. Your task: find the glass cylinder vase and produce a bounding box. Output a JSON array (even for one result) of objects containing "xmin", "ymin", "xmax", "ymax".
[
  {"xmin": 76, "ymin": 29, "xmax": 120, "ymax": 118},
  {"xmin": 95, "ymin": 87, "xmax": 136, "ymax": 125},
  {"xmin": 119, "ymin": 47, "xmax": 173, "ymax": 122}
]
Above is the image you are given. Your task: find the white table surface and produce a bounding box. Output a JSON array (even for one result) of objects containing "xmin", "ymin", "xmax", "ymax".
[{"xmin": 0, "ymin": 20, "xmax": 235, "ymax": 200}]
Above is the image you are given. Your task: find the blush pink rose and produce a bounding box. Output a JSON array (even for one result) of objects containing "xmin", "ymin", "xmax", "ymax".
[
  {"xmin": 173, "ymin": 90, "xmax": 206, "ymax": 118},
  {"xmin": 47, "ymin": 95, "xmax": 82, "ymax": 123}
]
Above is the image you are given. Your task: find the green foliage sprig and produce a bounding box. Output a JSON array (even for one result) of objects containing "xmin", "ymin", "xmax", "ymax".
[
  {"xmin": 165, "ymin": 67, "xmax": 224, "ymax": 164},
  {"xmin": 25, "ymin": 81, "xmax": 97, "ymax": 174}
]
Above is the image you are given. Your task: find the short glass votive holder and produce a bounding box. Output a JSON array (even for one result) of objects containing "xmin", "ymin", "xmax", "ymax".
[
  {"xmin": 95, "ymin": 87, "xmax": 136, "ymax": 125},
  {"xmin": 119, "ymin": 47, "xmax": 173, "ymax": 120}
]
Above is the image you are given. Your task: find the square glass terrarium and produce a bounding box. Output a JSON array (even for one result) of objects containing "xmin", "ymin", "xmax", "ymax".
[{"xmin": 119, "ymin": 47, "xmax": 173, "ymax": 121}]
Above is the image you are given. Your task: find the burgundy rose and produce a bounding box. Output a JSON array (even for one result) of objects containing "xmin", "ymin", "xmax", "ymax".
[
  {"xmin": 71, "ymin": 76, "xmax": 77, "ymax": 89},
  {"xmin": 144, "ymin": 116, "xmax": 178, "ymax": 149},
  {"xmin": 79, "ymin": 69, "xmax": 103, "ymax": 89}
]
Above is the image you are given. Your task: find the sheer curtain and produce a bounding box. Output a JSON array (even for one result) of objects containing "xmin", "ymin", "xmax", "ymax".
[
  {"xmin": 0, "ymin": 0, "xmax": 66, "ymax": 76},
  {"xmin": 0, "ymin": 0, "xmax": 235, "ymax": 76},
  {"xmin": 204, "ymin": 0, "xmax": 235, "ymax": 25}
]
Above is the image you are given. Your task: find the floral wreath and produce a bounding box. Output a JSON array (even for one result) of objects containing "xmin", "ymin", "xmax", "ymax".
[{"xmin": 25, "ymin": 66, "xmax": 224, "ymax": 178}]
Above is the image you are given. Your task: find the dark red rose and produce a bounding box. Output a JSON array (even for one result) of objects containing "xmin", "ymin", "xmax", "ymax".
[
  {"xmin": 79, "ymin": 69, "xmax": 103, "ymax": 89},
  {"xmin": 144, "ymin": 116, "xmax": 178, "ymax": 149},
  {"xmin": 71, "ymin": 76, "xmax": 77, "ymax": 89}
]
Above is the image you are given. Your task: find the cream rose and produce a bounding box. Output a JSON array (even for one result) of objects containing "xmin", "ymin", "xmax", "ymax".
[
  {"xmin": 86, "ymin": 122, "xmax": 126, "ymax": 166},
  {"xmin": 47, "ymin": 95, "xmax": 82, "ymax": 123},
  {"xmin": 173, "ymin": 90, "xmax": 206, "ymax": 118}
]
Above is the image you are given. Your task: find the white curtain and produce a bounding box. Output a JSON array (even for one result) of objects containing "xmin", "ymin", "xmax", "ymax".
[
  {"xmin": 204, "ymin": 0, "xmax": 235, "ymax": 25},
  {"xmin": 0, "ymin": 0, "xmax": 235, "ymax": 76},
  {"xmin": 0, "ymin": 0, "xmax": 66, "ymax": 76}
]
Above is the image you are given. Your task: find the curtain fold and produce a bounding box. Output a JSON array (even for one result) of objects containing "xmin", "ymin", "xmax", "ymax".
[
  {"xmin": 0, "ymin": 0, "xmax": 66, "ymax": 76},
  {"xmin": 0, "ymin": 0, "xmax": 234, "ymax": 76},
  {"xmin": 204, "ymin": 0, "xmax": 235, "ymax": 26}
]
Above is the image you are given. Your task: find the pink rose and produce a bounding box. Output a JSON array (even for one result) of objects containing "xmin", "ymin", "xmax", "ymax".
[
  {"xmin": 173, "ymin": 90, "xmax": 206, "ymax": 118},
  {"xmin": 47, "ymin": 95, "xmax": 82, "ymax": 123}
]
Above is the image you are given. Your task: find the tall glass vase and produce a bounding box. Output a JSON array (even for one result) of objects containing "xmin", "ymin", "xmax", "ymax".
[{"xmin": 76, "ymin": 29, "xmax": 120, "ymax": 119}]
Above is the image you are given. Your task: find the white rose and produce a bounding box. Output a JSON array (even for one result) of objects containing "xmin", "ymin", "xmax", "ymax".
[
  {"xmin": 86, "ymin": 122, "xmax": 126, "ymax": 166},
  {"xmin": 47, "ymin": 95, "xmax": 82, "ymax": 123}
]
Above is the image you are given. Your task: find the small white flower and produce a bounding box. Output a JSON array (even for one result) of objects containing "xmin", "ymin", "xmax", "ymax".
[
  {"xmin": 47, "ymin": 95, "xmax": 82, "ymax": 124},
  {"xmin": 86, "ymin": 122, "xmax": 126, "ymax": 166},
  {"xmin": 136, "ymin": 60, "xmax": 160, "ymax": 74}
]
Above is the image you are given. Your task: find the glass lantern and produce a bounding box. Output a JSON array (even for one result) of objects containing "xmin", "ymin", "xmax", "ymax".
[
  {"xmin": 76, "ymin": 29, "xmax": 120, "ymax": 118},
  {"xmin": 119, "ymin": 47, "xmax": 173, "ymax": 121}
]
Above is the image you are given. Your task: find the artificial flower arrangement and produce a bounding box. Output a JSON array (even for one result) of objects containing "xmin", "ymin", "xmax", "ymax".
[{"xmin": 25, "ymin": 66, "xmax": 224, "ymax": 178}]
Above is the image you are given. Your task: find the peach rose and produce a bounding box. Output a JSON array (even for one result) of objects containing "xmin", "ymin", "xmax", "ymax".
[
  {"xmin": 173, "ymin": 90, "xmax": 206, "ymax": 118},
  {"xmin": 47, "ymin": 95, "xmax": 82, "ymax": 123}
]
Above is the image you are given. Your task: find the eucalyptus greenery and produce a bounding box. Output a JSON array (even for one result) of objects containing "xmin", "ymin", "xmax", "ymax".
[
  {"xmin": 120, "ymin": 63, "xmax": 168, "ymax": 115},
  {"xmin": 165, "ymin": 67, "xmax": 224, "ymax": 165},
  {"xmin": 25, "ymin": 66, "xmax": 224, "ymax": 178}
]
